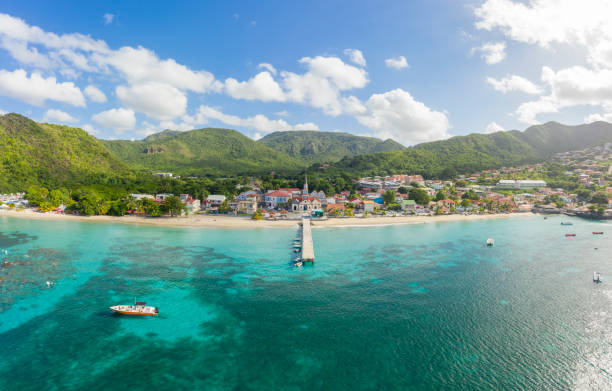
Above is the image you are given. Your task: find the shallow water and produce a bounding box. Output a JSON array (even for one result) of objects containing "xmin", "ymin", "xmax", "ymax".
[{"xmin": 0, "ymin": 215, "xmax": 610, "ymax": 390}]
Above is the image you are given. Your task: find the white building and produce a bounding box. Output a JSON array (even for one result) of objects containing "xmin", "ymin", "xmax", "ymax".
[{"xmin": 496, "ymin": 180, "xmax": 547, "ymax": 190}]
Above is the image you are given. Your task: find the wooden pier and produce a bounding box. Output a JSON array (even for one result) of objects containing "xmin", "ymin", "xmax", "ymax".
[{"xmin": 300, "ymin": 218, "xmax": 315, "ymax": 263}]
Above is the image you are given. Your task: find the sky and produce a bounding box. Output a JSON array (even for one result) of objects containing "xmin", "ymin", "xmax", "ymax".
[{"xmin": 1, "ymin": 0, "xmax": 612, "ymax": 145}]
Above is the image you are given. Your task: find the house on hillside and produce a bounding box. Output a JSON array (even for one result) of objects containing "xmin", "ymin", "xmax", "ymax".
[
  {"xmin": 264, "ymin": 190, "xmax": 290, "ymax": 209},
  {"xmin": 362, "ymin": 199, "xmax": 376, "ymax": 213},
  {"xmin": 237, "ymin": 198, "xmax": 258, "ymax": 214},
  {"xmin": 179, "ymin": 194, "xmax": 201, "ymax": 213},
  {"xmin": 203, "ymin": 195, "xmax": 226, "ymax": 210}
]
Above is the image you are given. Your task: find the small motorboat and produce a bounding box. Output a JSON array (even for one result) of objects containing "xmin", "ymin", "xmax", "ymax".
[
  {"xmin": 560, "ymin": 222, "xmax": 573, "ymax": 226},
  {"xmin": 565, "ymin": 233, "xmax": 576, "ymax": 237},
  {"xmin": 593, "ymin": 232, "xmax": 604, "ymax": 235},
  {"xmin": 486, "ymin": 238, "xmax": 494, "ymax": 246},
  {"xmin": 293, "ymin": 248, "xmax": 300, "ymax": 253},
  {"xmin": 295, "ymin": 261, "xmax": 303, "ymax": 267},
  {"xmin": 593, "ymin": 271, "xmax": 602, "ymax": 283},
  {"xmin": 45, "ymin": 281, "xmax": 55, "ymax": 287},
  {"xmin": 110, "ymin": 299, "xmax": 159, "ymax": 316}
]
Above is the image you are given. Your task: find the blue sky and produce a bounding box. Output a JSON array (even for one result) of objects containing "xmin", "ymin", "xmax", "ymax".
[{"xmin": 0, "ymin": 0, "xmax": 611, "ymax": 145}]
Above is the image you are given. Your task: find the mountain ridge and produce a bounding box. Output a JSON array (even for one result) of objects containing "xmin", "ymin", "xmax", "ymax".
[{"xmin": 258, "ymin": 130, "xmax": 406, "ymax": 163}]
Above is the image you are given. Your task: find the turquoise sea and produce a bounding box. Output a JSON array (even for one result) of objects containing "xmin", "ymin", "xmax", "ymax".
[{"xmin": 0, "ymin": 214, "xmax": 611, "ymax": 390}]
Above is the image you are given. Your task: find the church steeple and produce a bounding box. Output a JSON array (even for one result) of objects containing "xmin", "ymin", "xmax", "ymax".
[{"xmin": 303, "ymin": 173, "xmax": 308, "ymax": 196}]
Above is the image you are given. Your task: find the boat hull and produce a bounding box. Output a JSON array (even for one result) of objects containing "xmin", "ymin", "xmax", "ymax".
[
  {"xmin": 109, "ymin": 305, "xmax": 158, "ymax": 316},
  {"xmin": 111, "ymin": 309, "xmax": 158, "ymax": 316}
]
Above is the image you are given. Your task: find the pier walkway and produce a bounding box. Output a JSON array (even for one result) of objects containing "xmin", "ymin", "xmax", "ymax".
[{"xmin": 301, "ymin": 218, "xmax": 315, "ymax": 263}]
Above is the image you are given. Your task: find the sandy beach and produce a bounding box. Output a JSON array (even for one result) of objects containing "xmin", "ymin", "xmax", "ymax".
[{"xmin": 0, "ymin": 208, "xmax": 533, "ymax": 229}]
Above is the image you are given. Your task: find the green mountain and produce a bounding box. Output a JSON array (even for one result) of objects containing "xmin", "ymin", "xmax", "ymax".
[
  {"xmin": 321, "ymin": 121, "xmax": 612, "ymax": 178},
  {"xmin": 102, "ymin": 127, "xmax": 303, "ymax": 177},
  {"xmin": 258, "ymin": 130, "xmax": 405, "ymax": 162},
  {"xmin": 3, "ymin": 114, "xmax": 611, "ymax": 193},
  {"xmin": 0, "ymin": 113, "xmax": 129, "ymax": 191}
]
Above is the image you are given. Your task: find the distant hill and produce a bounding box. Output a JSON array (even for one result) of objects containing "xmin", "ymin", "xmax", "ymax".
[
  {"xmin": 3, "ymin": 114, "xmax": 611, "ymax": 192},
  {"xmin": 102, "ymin": 128, "xmax": 304, "ymax": 177},
  {"xmin": 0, "ymin": 113, "xmax": 129, "ymax": 191},
  {"xmin": 258, "ymin": 130, "xmax": 405, "ymax": 163},
  {"xmin": 320, "ymin": 121, "xmax": 612, "ymax": 178}
]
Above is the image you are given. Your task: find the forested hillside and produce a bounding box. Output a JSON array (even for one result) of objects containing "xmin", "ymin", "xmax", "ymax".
[
  {"xmin": 320, "ymin": 121, "xmax": 612, "ymax": 178},
  {"xmin": 0, "ymin": 114, "xmax": 129, "ymax": 191},
  {"xmin": 102, "ymin": 128, "xmax": 304, "ymax": 177},
  {"xmin": 258, "ymin": 130, "xmax": 405, "ymax": 162}
]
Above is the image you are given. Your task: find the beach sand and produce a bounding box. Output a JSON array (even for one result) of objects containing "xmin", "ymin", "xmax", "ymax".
[{"xmin": 0, "ymin": 209, "xmax": 533, "ymax": 229}]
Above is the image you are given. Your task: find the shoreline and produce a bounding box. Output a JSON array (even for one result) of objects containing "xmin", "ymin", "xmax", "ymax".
[{"xmin": 0, "ymin": 209, "xmax": 534, "ymax": 229}]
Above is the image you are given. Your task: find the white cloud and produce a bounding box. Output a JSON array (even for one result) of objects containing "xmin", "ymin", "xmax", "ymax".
[
  {"xmin": 515, "ymin": 98, "xmax": 558, "ymax": 124},
  {"xmin": 116, "ymin": 82, "xmax": 187, "ymax": 120},
  {"xmin": 92, "ymin": 108, "xmax": 136, "ymax": 131},
  {"xmin": 84, "ymin": 85, "xmax": 107, "ymax": 103},
  {"xmin": 275, "ymin": 110, "xmax": 289, "ymax": 117},
  {"xmin": 475, "ymin": 1, "xmax": 612, "ymax": 124},
  {"xmin": 0, "ymin": 69, "xmax": 85, "ymax": 106},
  {"xmin": 103, "ymin": 13, "xmax": 114, "ymax": 25},
  {"xmin": 342, "ymin": 95, "xmax": 367, "ymax": 115},
  {"xmin": 0, "ymin": 38, "xmax": 54, "ymax": 68},
  {"xmin": 280, "ymin": 56, "xmax": 368, "ymax": 115},
  {"xmin": 353, "ymin": 88, "xmax": 450, "ymax": 145},
  {"xmin": 584, "ymin": 112, "xmax": 612, "ymax": 123},
  {"xmin": 195, "ymin": 105, "xmax": 318, "ymax": 134},
  {"xmin": 43, "ymin": 108, "xmax": 78, "ymax": 123},
  {"xmin": 484, "ymin": 121, "xmax": 504, "ymax": 133},
  {"xmin": 486, "ymin": 74, "xmax": 543, "ymax": 94},
  {"xmin": 472, "ymin": 42, "xmax": 506, "ymax": 64},
  {"xmin": 258, "ymin": 63, "xmax": 276, "ymax": 75},
  {"xmin": 97, "ymin": 46, "xmax": 218, "ymax": 93},
  {"xmin": 385, "ymin": 56, "xmax": 409, "ymax": 69},
  {"xmin": 514, "ymin": 66, "xmax": 612, "ymax": 123},
  {"xmin": 344, "ymin": 49, "xmax": 366, "ymax": 67},
  {"xmin": 475, "ymin": 0, "xmax": 612, "ymax": 51},
  {"xmin": 541, "ymin": 66, "xmax": 612, "ymax": 108},
  {"xmin": 299, "ymin": 56, "xmax": 368, "ymax": 90},
  {"xmin": 224, "ymin": 71, "xmax": 285, "ymax": 101}
]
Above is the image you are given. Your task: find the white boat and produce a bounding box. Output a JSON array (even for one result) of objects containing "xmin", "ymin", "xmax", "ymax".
[
  {"xmin": 486, "ymin": 238, "xmax": 494, "ymax": 246},
  {"xmin": 110, "ymin": 299, "xmax": 159, "ymax": 316},
  {"xmin": 295, "ymin": 261, "xmax": 303, "ymax": 267},
  {"xmin": 594, "ymin": 272, "xmax": 602, "ymax": 283}
]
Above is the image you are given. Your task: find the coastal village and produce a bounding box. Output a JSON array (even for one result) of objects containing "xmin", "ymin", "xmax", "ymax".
[{"xmin": 2, "ymin": 150, "xmax": 611, "ymax": 220}]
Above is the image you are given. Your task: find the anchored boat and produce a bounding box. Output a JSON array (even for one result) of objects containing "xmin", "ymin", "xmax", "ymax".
[
  {"xmin": 110, "ymin": 300, "xmax": 158, "ymax": 316},
  {"xmin": 486, "ymin": 238, "xmax": 494, "ymax": 246},
  {"xmin": 560, "ymin": 222, "xmax": 573, "ymax": 226},
  {"xmin": 593, "ymin": 232, "xmax": 604, "ymax": 235},
  {"xmin": 565, "ymin": 233, "xmax": 576, "ymax": 237},
  {"xmin": 594, "ymin": 271, "xmax": 602, "ymax": 283}
]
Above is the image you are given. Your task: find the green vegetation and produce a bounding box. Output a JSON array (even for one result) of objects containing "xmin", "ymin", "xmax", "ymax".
[
  {"xmin": 0, "ymin": 114, "xmax": 129, "ymax": 191},
  {"xmin": 317, "ymin": 121, "xmax": 612, "ymax": 178},
  {"xmin": 252, "ymin": 209, "xmax": 264, "ymax": 220},
  {"xmin": 102, "ymin": 127, "xmax": 304, "ymax": 177},
  {"xmin": 2, "ymin": 114, "xmax": 612, "ymax": 204},
  {"xmin": 382, "ymin": 190, "xmax": 396, "ymax": 205},
  {"xmin": 408, "ymin": 187, "xmax": 430, "ymax": 205},
  {"xmin": 160, "ymin": 196, "xmax": 186, "ymax": 217},
  {"xmin": 258, "ymin": 130, "xmax": 405, "ymax": 163}
]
